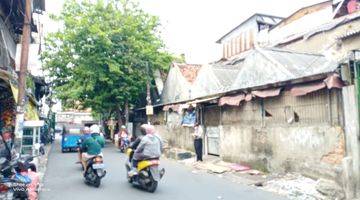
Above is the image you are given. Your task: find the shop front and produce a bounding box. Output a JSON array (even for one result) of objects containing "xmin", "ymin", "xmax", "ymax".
[{"xmin": 0, "ymin": 73, "xmax": 17, "ymax": 158}]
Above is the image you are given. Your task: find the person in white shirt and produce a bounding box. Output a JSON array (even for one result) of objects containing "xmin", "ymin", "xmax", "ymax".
[{"xmin": 192, "ymin": 123, "xmax": 203, "ymax": 162}]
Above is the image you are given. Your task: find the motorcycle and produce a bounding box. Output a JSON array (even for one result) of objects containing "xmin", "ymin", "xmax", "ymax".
[
  {"xmin": 119, "ymin": 137, "xmax": 130, "ymax": 153},
  {"xmin": 77, "ymin": 140, "xmax": 106, "ymax": 187},
  {"xmin": 125, "ymin": 148, "xmax": 165, "ymax": 193},
  {"xmin": 0, "ymin": 155, "xmax": 40, "ymax": 200},
  {"xmin": 83, "ymin": 155, "xmax": 106, "ymax": 187}
]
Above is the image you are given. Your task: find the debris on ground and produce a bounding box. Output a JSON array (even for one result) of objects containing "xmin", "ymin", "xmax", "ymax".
[
  {"xmin": 243, "ymin": 169, "xmax": 263, "ymax": 176},
  {"xmin": 229, "ymin": 163, "xmax": 251, "ymax": 172},
  {"xmin": 262, "ymin": 173, "xmax": 327, "ymax": 200},
  {"xmin": 164, "ymin": 148, "xmax": 193, "ymax": 160},
  {"xmin": 315, "ymin": 178, "xmax": 345, "ymax": 200},
  {"xmin": 195, "ymin": 163, "xmax": 230, "ymax": 174}
]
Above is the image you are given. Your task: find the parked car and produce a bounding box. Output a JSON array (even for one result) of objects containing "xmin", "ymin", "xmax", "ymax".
[{"xmin": 61, "ymin": 128, "xmax": 83, "ymax": 153}]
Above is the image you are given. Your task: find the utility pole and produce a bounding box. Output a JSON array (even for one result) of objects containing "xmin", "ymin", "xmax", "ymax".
[
  {"xmin": 15, "ymin": 0, "xmax": 32, "ymax": 139},
  {"xmin": 145, "ymin": 62, "xmax": 153, "ymax": 123}
]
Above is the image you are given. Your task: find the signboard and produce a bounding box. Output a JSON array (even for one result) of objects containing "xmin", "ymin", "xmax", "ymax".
[{"xmin": 146, "ymin": 105, "xmax": 154, "ymax": 115}]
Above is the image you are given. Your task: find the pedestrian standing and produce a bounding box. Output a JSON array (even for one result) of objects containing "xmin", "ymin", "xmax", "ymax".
[{"xmin": 192, "ymin": 123, "xmax": 203, "ymax": 162}]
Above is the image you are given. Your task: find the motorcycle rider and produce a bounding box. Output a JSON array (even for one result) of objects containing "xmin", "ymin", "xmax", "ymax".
[
  {"xmin": 119, "ymin": 125, "xmax": 129, "ymax": 149},
  {"xmin": 80, "ymin": 125, "xmax": 105, "ymax": 173},
  {"xmin": 77, "ymin": 126, "xmax": 90, "ymax": 164},
  {"xmin": 128, "ymin": 124, "xmax": 162, "ymax": 176}
]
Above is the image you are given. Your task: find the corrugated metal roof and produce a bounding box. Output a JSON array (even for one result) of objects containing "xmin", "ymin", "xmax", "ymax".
[
  {"xmin": 336, "ymin": 27, "xmax": 360, "ymax": 39},
  {"xmin": 160, "ymin": 48, "xmax": 338, "ymax": 105},
  {"xmin": 277, "ymin": 11, "xmax": 360, "ymax": 45},
  {"xmin": 231, "ymin": 48, "xmax": 337, "ymax": 90}
]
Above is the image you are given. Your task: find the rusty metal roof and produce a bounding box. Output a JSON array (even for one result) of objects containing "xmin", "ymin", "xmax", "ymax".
[
  {"xmin": 231, "ymin": 48, "xmax": 338, "ymax": 90},
  {"xmin": 160, "ymin": 48, "xmax": 338, "ymax": 105},
  {"xmin": 174, "ymin": 63, "xmax": 202, "ymax": 84}
]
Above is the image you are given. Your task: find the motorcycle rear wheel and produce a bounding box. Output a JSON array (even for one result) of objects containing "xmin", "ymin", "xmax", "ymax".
[
  {"xmin": 94, "ymin": 178, "xmax": 101, "ymax": 188},
  {"xmin": 146, "ymin": 181, "xmax": 158, "ymax": 193}
]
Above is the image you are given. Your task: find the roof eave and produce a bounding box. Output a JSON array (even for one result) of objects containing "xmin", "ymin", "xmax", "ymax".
[
  {"xmin": 137, "ymin": 71, "xmax": 337, "ymax": 111},
  {"xmin": 216, "ymin": 13, "xmax": 284, "ymax": 44}
]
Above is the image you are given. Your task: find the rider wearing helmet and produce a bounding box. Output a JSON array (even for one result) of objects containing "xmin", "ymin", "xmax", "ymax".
[
  {"xmin": 80, "ymin": 125, "xmax": 105, "ymax": 173},
  {"xmin": 128, "ymin": 124, "xmax": 163, "ymax": 176}
]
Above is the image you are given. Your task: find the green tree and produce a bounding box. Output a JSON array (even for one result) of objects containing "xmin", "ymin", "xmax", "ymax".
[{"xmin": 42, "ymin": 0, "xmax": 172, "ymax": 126}]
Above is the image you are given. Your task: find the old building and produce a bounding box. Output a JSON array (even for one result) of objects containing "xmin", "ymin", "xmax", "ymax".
[
  {"xmin": 216, "ymin": 14, "xmax": 283, "ymax": 59},
  {"xmin": 131, "ymin": 0, "xmax": 360, "ymax": 198}
]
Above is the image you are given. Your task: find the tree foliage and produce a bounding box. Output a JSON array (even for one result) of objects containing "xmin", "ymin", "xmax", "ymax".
[{"xmin": 42, "ymin": 0, "xmax": 172, "ymax": 118}]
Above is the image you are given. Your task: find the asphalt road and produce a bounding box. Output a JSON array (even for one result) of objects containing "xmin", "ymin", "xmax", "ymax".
[{"xmin": 40, "ymin": 140, "xmax": 287, "ymax": 200}]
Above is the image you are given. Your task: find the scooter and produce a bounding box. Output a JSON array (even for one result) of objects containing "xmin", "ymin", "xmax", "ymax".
[
  {"xmin": 119, "ymin": 137, "xmax": 130, "ymax": 153},
  {"xmin": 78, "ymin": 139, "xmax": 106, "ymax": 187},
  {"xmin": 0, "ymin": 155, "xmax": 40, "ymax": 200},
  {"xmin": 125, "ymin": 148, "xmax": 165, "ymax": 193},
  {"xmin": 83, "ymin": 155, "xmax": 106, "ymax": 187}
]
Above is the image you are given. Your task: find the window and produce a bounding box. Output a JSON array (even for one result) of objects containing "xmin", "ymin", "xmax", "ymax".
[
  {"xmin": 284, "ymin": 106, "xmax": 299, "ymax": 124},
  {"xmin": 265, "ymin": 110, "xmax": 272, "ymax": 117}
]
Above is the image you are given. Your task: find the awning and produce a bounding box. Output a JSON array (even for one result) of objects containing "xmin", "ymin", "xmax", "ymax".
[
  {"xmin": 10, "ymin": 83, "xmax": 18, "ymax": 103},
  {"xmin": 324, "ymin": 74, "xmax": 344, "ymax": 89},
  {"xmin": 0, "ymin": 69, "xmax": 18, "ymax": 103},
  {"xmin": 251, "ymin": 88, "xmax": 281, "ymax": 98},
  {"xmin": 245, "ymin": 93, "xmax": 252, "ymax": 102},
  {"xmin": 163, "ymin": 104, "xmax": 179, "ymax": 111},
  {"xmin": 290, "ymin": 82, "xmax": 326, "ymax": 96},
  {"xmin": 25, "ymin": 101, "xmax": 39, "ymax": 121},
  {"xmin": 219, "ymin": 94, "xmax": 245, "ymax": 106},
  {"xmin": 291, "ymin": 73, "xmax": 344, "ymax": 96}
]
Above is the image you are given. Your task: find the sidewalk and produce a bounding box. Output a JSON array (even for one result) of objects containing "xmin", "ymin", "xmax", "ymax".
[
  {"xmin": 164, "ymin": 148, "xmax": 267, "ymax": 184},
  {"xmin": 164, "ymin": 148, "xmax": 335, "ymax": 200},
  {"xmin": 37, "ymin": 143, "xmax": 53, "ymax": 192}
]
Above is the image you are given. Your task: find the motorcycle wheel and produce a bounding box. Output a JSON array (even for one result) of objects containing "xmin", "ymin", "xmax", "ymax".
[
  {"xmin": 29, "ymin": 163, "xmax": 37, "ymax": 172},
  {"xmin": 126, "ymin": 173, "xmax": 132, "ymax": 183},
  {"xmin": 94, "ymin": 178, "xmax": 101, "ymax": 188},
  {"xmin": 146, "ymin": 181, "xmax": 158, "ymax": 193}
]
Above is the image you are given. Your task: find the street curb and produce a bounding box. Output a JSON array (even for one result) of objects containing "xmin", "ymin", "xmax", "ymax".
[{"xmin": 37, "ymin": 143, "xmax": 53, "ymax": 193}]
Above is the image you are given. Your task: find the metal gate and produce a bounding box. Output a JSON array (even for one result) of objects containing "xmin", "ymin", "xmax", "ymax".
[
  {"xmin": 204, "ymin": 106, "xmax": 221, "ymax": 156},
  {"xmin": 206, "ymin": 126, "xmax": 220, "ymax": 155}
]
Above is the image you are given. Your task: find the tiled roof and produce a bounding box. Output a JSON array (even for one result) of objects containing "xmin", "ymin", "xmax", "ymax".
[{"xmin": 174, "ymin": 63, "xmax": 202, "ymax": 83}]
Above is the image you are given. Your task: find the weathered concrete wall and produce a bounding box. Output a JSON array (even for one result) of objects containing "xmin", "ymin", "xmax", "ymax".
[
  {"xmin": 220, "ymin": 123, "xmax": 344, "ymax": 179},
  {"xmin": 219, "ymin": 89, "xmax": 344, "ymax": 179},
  {"xmin": 151, "ymin": 111, "xmax": 194, "ymax": 151},
  {"xmin": 151, "ymin": 89, "xmax": 345, "ymax": 181}
]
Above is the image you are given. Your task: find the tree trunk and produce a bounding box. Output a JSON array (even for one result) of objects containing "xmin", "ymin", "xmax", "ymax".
[
  {"xmin": 116, "ymin": 106, "xmax": 123, "ymax": 132},
  {"xmin": 125, "ymin": 100, "xmax": 129, "ymax": 125}
]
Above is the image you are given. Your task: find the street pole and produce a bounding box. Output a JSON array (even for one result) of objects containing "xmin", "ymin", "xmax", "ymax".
[
  {"xmin": 15, "ymin": 0, "xmax": 32, "ymax": 140},
  {"xmin": 145, "ymin": 62, "xmax": 152, "ymax": 124}
]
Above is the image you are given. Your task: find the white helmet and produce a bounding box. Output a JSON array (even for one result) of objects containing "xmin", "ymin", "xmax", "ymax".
[
  {"xmin": 90, "ymin": 124, "xmax": 100, "ymax": 133},
  {"xmin": 83, "ymin": 126, "xmax": 90, "ymax": 133},
  {"xmin": 121, "ymin": 125, "xmax": 126, "ymax": 129}
]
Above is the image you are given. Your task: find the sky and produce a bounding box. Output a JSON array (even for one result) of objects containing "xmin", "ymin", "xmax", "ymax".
[{"xmin": 45, "ymin": 0, "xmax": 326, "ymax": 64}]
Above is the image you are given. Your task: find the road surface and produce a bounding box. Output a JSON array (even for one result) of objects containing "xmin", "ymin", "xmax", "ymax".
[{"xmin": 40, "ymin": 140, "xmax": 287, "ymax": 200}]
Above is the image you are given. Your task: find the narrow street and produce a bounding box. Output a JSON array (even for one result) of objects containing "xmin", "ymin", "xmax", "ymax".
[{"xmin": 39, "ymin": 139, "xmax": 286, "ymax": 200}]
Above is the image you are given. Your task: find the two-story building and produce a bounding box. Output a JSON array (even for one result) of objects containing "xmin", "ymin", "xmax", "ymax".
[{"xmin": 216, "ymin": 14, "xmax": 283, "ymax": 59}]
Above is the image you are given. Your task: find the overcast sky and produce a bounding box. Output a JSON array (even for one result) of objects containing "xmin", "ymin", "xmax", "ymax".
[{"xmin": 45, "ymin": 0, "xmax": 325, "ymax": 64}]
